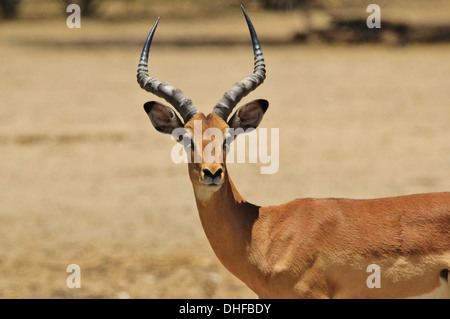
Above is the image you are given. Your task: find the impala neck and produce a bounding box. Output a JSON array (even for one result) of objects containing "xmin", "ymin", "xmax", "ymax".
[{"xmin": 191, "ymin": 168, "xmax": 260, "ymax": 284}]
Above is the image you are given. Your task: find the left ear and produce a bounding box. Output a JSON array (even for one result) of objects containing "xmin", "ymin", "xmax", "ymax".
[
  {"xmin": 144, "ymin": 101, "xmax": 184, "ymax": 135},
  {"xmin": 227, "ymin": 99, "xmax": 269, "ymax": 130}
]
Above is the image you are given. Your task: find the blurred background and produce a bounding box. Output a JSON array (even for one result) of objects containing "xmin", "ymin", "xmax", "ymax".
[{"xmin": 0, "ymin": 0, "xmax": 449, "ymax": 298}]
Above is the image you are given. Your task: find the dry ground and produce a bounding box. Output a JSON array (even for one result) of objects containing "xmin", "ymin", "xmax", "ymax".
[{"xmin": 0, "ymin": 10, "xmax": 449, "ymax": 298}]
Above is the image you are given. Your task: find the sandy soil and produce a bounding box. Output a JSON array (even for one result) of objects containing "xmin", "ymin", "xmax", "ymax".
[{"xmin": 0, "ymin": 12, "xmax": 449, "ymax": 298}]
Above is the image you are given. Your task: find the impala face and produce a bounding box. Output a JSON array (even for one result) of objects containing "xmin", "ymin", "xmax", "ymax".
[
  {"xmin": 145, "ymin": 99, "xmax": 268, "ymax": 199},
  {"xmin": 184, "ymin": 113, "xmax": 228, "ymax": 189}
]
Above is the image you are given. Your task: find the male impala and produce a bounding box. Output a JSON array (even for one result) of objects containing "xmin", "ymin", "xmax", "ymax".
[{"xmin": 137, "ymin": 7, "xmax": 450, "ymax": 298}]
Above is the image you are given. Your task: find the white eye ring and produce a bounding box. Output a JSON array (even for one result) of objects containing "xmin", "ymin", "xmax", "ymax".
[{"xmin": 178, "ymin": 131, "xmax": 194, "ymax": 150}]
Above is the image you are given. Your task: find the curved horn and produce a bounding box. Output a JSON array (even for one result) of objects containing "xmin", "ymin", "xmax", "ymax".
[
  {"xmin": 137, "ymin": 17, "xmax": 199, "ymax": 123},
  {"xmin": 212, "ymin": 6, "xmax": 266, "ymax": 120}
]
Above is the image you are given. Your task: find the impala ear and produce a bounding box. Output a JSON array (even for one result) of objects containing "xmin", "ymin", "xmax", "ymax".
[
  {"xmin": 144, "ymin": 101, "xmax": 184, "ymax": 134},
  {"xmin": 227, "ymin": 99, "xmax": 269, "ymax": 131}
]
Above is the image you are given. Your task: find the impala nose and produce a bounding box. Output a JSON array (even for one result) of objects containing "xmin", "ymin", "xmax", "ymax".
[{"xmin": 201, "ymin": 166, "xmax": 224, "ymax": 185}]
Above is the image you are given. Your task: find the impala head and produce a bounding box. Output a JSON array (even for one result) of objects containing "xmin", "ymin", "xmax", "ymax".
[{"xmin": 137, "ymin": 6, "xmax": 268, "ymax": 194}]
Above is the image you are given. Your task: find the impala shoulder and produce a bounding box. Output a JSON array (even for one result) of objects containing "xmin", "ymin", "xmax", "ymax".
[
  {"xmin": 249, "ymin": 198, "xmax": 345, "ymax": 278},
  {"xmin": 254, "ymin": 197, "xmax": 348, "ymax": 250}
]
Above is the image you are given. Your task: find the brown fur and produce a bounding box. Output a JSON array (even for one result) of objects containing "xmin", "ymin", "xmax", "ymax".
[
  {"xmin": 184, "ymin": 113, "xmax": 450, "ymax": 299},
  {"xmin": 147, "ymin": 110, "xmax": 449, "ymax": 298}
]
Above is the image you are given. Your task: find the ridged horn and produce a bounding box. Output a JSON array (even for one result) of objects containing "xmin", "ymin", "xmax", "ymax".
[
  {"xmin": 137, "ymin": 17, "xmax": 199, "ymax": 123},
  {"xmin": 212, "ymin": 5, "xmax": 266, "ymax": 120}
]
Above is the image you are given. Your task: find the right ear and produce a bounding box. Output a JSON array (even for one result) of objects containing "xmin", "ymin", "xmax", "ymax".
[
  {"xmin": 144, "ymin": 101, "xmax": 184, "ymax": 134},
  {"xmin": 227, "ymin": 99, "xmax": 269, "ymax": 131}
]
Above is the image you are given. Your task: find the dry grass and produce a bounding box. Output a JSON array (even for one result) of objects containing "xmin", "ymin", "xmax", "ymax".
[{"xmin": 0, "ymin": 6, "xmax": 449, "ymax": 298}]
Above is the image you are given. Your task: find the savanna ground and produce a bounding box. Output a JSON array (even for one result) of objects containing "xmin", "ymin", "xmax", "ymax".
[{"xmin": 0, "ymin": 1, "xmax": 449, "ymax": 298}]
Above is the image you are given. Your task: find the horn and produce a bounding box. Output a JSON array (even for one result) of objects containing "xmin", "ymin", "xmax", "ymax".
[
  {"xmin": 212, "ymin": 5, "xmax": 266, "ymax": 120},
  {"xmin": 137, "ymin": 17, "xmax": 199, "ymax": 123}
]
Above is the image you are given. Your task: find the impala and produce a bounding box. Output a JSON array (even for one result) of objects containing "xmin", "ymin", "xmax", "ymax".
[{"xmin": 137, "ymin": 7, "xmax": 450, "ymax": 298}]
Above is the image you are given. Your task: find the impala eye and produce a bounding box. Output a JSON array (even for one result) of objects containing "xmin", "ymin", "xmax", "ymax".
[{"xmin": 180, "ymin": 133, "xmax": 195, "ymax": 152}]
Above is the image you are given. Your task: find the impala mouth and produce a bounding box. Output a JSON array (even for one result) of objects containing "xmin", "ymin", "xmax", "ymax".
[
  {"xmin": 199, "ymin": 179, "xmax": 224, "ymax": 187},
  {"xmin": 194, "ymin": 180, "xmax": 223, "ymax": 203}
]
